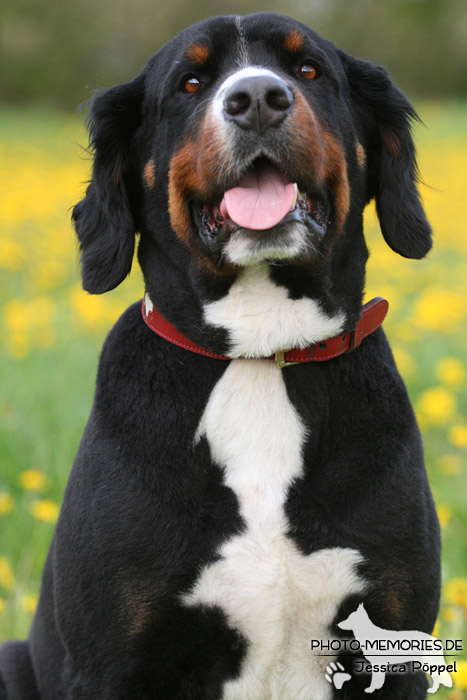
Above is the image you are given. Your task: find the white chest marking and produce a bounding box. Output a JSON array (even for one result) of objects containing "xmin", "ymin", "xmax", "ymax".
[
  {"xmin": 203, "ymin": 265, "xmax": 346, "ymax": 358},
  {"xmin": 183, "ymin": 359, "xmax": 366, "ymax": 700}
]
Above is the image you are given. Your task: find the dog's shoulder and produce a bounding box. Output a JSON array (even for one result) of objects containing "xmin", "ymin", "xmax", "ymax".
[{"xmin": 93, "ymin": 300, "xmax": 227, "ymax": 437}]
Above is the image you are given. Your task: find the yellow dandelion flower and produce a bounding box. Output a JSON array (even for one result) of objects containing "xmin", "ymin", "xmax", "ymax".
[
  {"xmin": 439, "ymin": 455, "xmax": 462, "ymax": 476},
  {"xmin": 3, "ymin": 299, "xmax": 30, "ymax": 333},
  {"xmin": 70, "ymin": 287, "xmax": 108, "ymax": 327},
  {"xmin": 431, "ymin": 619, "xmax": 440, "ymax": 637},
  {"xmin": 3, "ymin": 296, "xmax": 56, "ymax": 356},
  {"xmin": 413, "ymin": 290, "xmax": 466, "ymax": 333},
  {"xmin": 70, "ymin": 286, "xmax": 128, "ymax": 329},
  {"xmin": 442, "ymin": 606, "xmax": 458, "ymax": 623},
  {"xmin": 21, "ymin": 594, "xmax": 38, "ymax": 615},
  {"xmin": 29, "ymin": 500, "xmax": 59, "ymax": 524},
  {"xmin": 436, "ymin": 504, "xmax": 451, "ymax": 528},
  {"xmin": 19, "ymin": 469, "xmax": 48, "ymax": 492},
  {"xmin": 0, "ymin": 492, "xmax": 14, "ymax": 516},
  {"xmin": 417, "ymin": 387, "xmax": 456, "ymax": 426},
  {"xmin": 445, "ymin": 578, "xmax": 467, "ymax": 610},
  {"xmin": 454, "ymin": 660, "xmax": 467, "ymax": 690},
  {"xmin": 436, "ymin": 357, "xmax": 465, "ymax": 387},
  {"xmin": 450, "ymin": 425, "xmax": 467, "ymax": 448},
  {"xmin": 0, "ymin": 557, "xmax": 15, "ymax": 592}
]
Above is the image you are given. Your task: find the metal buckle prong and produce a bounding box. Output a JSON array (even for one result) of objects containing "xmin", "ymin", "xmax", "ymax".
[{"xmin": 275, "ymin": 349, "xmax": 300, "ymax": 369}]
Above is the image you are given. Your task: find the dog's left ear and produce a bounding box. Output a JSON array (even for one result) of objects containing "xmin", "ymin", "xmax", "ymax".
[
  {"xmin": 72, "ymin": 72, "xmax": 146, "ymax": 293},
  {"xmin": 341, "ymin": 53, "xmax": 432, "ymax": 259}
]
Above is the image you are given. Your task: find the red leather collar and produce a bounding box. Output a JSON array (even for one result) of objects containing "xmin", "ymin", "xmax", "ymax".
[{"xmin": 142, "ymin": 295, "xmax": 388, "ymax": 368}]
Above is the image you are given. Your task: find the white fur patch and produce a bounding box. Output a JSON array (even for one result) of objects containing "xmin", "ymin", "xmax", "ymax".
[
  {"xmin": 144, "ymin": 293, "xmax": 153, "ymax": 315},
  {"xmin": 183, "ymin": 359, "xmax": 366, "ymax": 699},
  {"xmin": 203, "ymin": 265, "xmax": 345, "ymax": 358},
  {"xmin": 234, "ymin": 16, "xmax": 250, "ymax": 66},
  {"xmin": 223, "ymin": 222, "xmax": 310, "ymax": 266},
  {"xmin": 212, "ymin": 66, "xmax": 285, "ymax": 124}
]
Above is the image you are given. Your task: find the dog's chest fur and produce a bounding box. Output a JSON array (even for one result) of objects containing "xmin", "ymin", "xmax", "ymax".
[{"xmin": 183, "ymin": 268, "xmax": 366, "ymax": 699}]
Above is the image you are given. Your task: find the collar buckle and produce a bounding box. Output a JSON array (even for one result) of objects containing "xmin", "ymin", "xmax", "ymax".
[{"xmin": 275, "ymin": 349, "xmax": 300, "ymax": 369}]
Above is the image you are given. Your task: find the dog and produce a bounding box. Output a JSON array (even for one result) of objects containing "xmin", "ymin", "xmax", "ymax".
[
  {"xmin": 0, "ymin": 12, "xmax": 440, "ymax": 700},
  {"xmin": 337, "ymin": 603, "xmax": 453, "ymax": 694}
]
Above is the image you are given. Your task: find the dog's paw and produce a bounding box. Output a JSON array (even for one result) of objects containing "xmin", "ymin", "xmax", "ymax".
[{"xmin": 325, "ymin": 661, "xmax": 351, "ymax": 690}]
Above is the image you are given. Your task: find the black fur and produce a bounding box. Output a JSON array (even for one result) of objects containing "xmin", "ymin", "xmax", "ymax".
[
  {"xmin": 341, "ymin": 53, "xmax": 432, "ymax": 259},
  {"xmin": 72, "ymin": 73, "xmax": 146, "ymax": 293},
  {"xmin": 0, "ymin": 13, "xmax": 439, "ymax": 700}
]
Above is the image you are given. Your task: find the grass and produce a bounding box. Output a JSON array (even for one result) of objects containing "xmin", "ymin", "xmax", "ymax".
[{"xmin": 0, "ymin": 104, "xmax": 466, "ymax": 696}]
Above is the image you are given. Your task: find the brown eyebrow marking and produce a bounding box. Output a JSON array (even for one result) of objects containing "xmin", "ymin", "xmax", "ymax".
[
  {"xmin": 186, "ymin": 43, "xmax": 210, "ymax": 65},
  {"xmin": 284, "ymin": 30, "xmax": 305, "ymax": 53}
]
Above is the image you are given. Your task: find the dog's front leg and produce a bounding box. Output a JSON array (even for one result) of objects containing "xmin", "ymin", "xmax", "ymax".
[{"xmin": 364, "ymin": 669, "xmax": 386, "ymax": 694}]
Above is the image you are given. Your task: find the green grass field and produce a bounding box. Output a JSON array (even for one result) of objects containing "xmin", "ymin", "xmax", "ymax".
[{"xmin": 0, "ymin": 105, "xmax": 466, "ymax": 696}]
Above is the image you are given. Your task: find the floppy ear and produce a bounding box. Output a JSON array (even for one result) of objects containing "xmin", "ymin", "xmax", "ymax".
[
  {"xmin": 72, "ymin": 73, "xmax": 145, "ymax": 293},
  {"xmin": 342, "ymin": 54, "xmax": 432, "ymax": 259}
]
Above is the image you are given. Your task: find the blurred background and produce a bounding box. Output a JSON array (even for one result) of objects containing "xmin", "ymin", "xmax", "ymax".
[
  {"xmin": 1, "ymin": 0, "xmax": 466, "ymax": 696},
  {"xmin": 2, "ymin": 0, "xmax": 467, "ymax": 107}
]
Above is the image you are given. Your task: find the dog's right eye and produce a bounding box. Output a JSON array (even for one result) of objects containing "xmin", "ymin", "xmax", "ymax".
[
  {"xmin": 298, "ymin": 63, "xmax": 318, "ymax": 80},
  {"xmin": 183, "ymin": 75, "xmax": 202, "ymax": 93}
]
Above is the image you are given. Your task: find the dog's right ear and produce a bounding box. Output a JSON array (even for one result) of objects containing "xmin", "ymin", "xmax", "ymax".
[
  {"xmin": 72, "ymin": 72, "xmax": 146, "ymax": 294},
  {"xmin": 341, "ymin": 53, "xmax": 432, "ymax": 260}
]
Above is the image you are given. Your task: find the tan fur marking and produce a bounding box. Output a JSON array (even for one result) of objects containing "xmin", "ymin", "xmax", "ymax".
[
  {"xmin": 168, "ymin": 116, "xmax": 237, "ymax": 275},
  {"xmin": 187, "ymin": 43, "xmax": 210, "ymax": 66},
  {"xmin": 168, "ymin": 87, "xmax": 351, "ymax": 271},
  {"xmin": 289, "ymin": 91, "xmax": 350, "ymax": 232},
  {"xmin": 143, "ymin": 158, "xmax": 156, "ymax": 188},
  {"xmin": 287, "ymin": 91, "xmax": 326, "ymax": 182},
  {"xmin": 322, "ymin": 130, "xmax": 350, "ymax": 229},
  {"xmin": 284, "ymin": 30, "xmax": 305, "ymax": 53},
  {"xmin": 356, "ymin": 142, "xmax": 366, "ymax": 168},
  {"xmin": 168, "ymin": 141, "xmax": 196, "ymax": 245}
]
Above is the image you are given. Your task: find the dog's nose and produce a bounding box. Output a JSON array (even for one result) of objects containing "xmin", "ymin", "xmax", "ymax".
[{"xmin": 223, "ymin": 75, "xmax": 294, "ymax": 133}]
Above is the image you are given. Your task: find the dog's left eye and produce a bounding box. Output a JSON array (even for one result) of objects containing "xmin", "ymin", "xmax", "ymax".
[
  {"xmin": 298, "ymin": 63, "xmax": 318, "ymax": 80},
  {"xmin": 183, "ymin": 76, "xmax": 202, "ymax": 93}
]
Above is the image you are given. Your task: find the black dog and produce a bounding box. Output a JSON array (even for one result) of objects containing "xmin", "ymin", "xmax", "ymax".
[{"xmin": 0, "ymin": 13, "xmax": 440, "ymax": 700}]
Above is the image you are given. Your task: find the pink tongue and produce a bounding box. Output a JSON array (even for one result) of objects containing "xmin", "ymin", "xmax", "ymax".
[{"xmin": 220, "ymin": 169, "xmax": 297, "ymax": 230}]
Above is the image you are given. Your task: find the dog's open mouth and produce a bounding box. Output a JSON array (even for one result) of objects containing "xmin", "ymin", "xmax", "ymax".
[{"xmin": 191, "ymin": 157, "xmax": 330, "ymax": 253}]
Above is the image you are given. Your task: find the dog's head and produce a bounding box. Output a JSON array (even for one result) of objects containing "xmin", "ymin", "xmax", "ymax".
[
  {"xmin": 73, "ymin": 13, "xmax": 431, "ymax": 336},
  {"xmin": 337, "ymin": 603, "xmax": 369, "ymax": 632}
]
